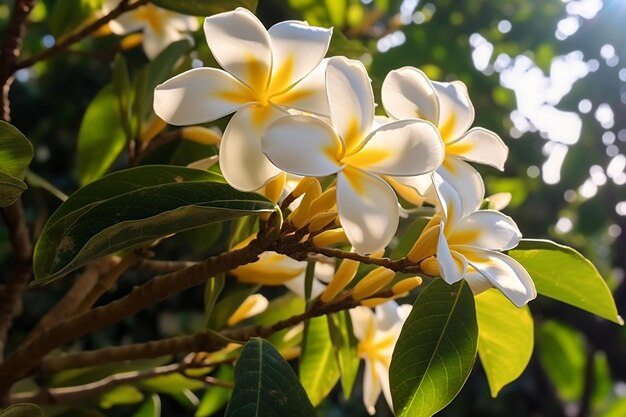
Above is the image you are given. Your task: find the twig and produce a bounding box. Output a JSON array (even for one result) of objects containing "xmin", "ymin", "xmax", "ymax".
[
  {"xmin": 135, "ymin": 258, "xmax": 198, "ymax": 274},
  {"xmin": 14, "ymin": 0, "xmax": 150, "ymax": 71}
]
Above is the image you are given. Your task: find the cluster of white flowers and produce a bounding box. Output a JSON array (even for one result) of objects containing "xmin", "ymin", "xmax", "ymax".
[{"xmin": 150, "ymin": 8, "xmax": 538, "ymax": 414}]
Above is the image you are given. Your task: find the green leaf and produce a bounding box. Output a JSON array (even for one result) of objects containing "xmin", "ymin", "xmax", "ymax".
[
  {"xmin": 195, "ymin": 366, "xmax": 234, "ymax": 417},
  {"xmin": 132, "ymin": 395, "xmax": 161, "ymax": 417},
  {"xmin": 207, "ymin": 283, "xmax": 260, "ymax": 330},
  {"xmin": 204, "ymin": 274, "xmax": 225, "ymax": 327},
  {"xmin": 600, "ymin": 398, "xmax": 626, "ymax": 417},
  {"xmin": 537, "ymin": 320, "xmax": 585, "ymax": 400},
  {"xmin": 100, "ymin": 385, "xmax": 144, "ymax": 408},
  {"xmin": 224, "ymin": 339, "xmax": 315, "ymax": 417},
  {"xmin": 49, "ymin": 0, "xmax": 100, "ymax": 38},
  {"xmin": 0, "ymin": 121, "xmax": 34, "ymax": 180},
  {"xmin": 324, "ymin": 0, "xmax": 346, "ymax": 27},
  {"xmin": 34, "ymin": 166, "xmax": 275, "ymax": 283},
  {"xmin": 508, "ymin": 239, "xmax": 621, "ymax": 324},
  {"xmin": 327, "ymin": 311, "xmax": 359, "ymax": 399},
  {"xmin": 139, "ymin": 373, "xmax": 205, "ymax": 393},
  {"xmin": 476, "ymin": 289, "xmax": 534, "ymax": 397},
  {"xmin": 0, "ymin": 172, "xmax": 28, "ymax": 207},
  {"xmin": 112, "ymin": 54, "xmax": 134, "ymax": 142},
  {"xmin": 299, "ymin": 315, "xmax": 340, "ymax": 406},
  {"xmin": 77, "ymin": 84, "xmax": 127, "ymax": 185},
  {"xmin": 151, "ymin": 0, "xmax": 258, "ymax": 16},
  {"xmin": 0, "ymin": 404, "xmax": 44, "ymax": 417},
  {"xmin": 390, "ymin": 280, "xmax": 478, "ymax": 417}
]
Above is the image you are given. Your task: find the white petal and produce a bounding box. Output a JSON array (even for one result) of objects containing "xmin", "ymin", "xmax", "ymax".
[
  {"xmin": 463, "ymin": 270, "xmax": 493, "ymax": 295},
  {"xmin": 262, "ymin": 115, "xmax": 343, "ymax": 177},
  {"xmin": 326, "ymin": 57, "xmax": 374, "ymax": 154},
  {"xmin": 375, "ymin": 300, "xmax": 402, "ymax": 331},
  {"xmin": 437, "ymin": 223, "xmax": 467, "ymax": 283},
  {"xmin": 452, "ymin": 210, "xmax": 521, "ymax": 251},
  {"xmin": 377, "ymin": 359, "xmax": 394, "ymax": 413},
  {"xmin": 344, "ymin": 119, "xmax": 444, "ymax": 176},
  {"xmin": 432, "ymin": 81, "xmax": 475, "ymax": 142},
  {"xmin": 267, "ymin": 21, "xmax": 332, "ymax": 95},
  {"xmin": 109, "ymin": 11, "xmax": 144, "ymax": 34},
  {"xmin": 397, "ymin": 304, "xmax": 412, "ymax": 321},
  {"xmin": 381, "ymin": 67, "xmax": 439, "ymax": 123},
  {"xmin": 337, "ymin": 168, "xmax": 399, "ymax": 255},
  {"xmin": 203, "ymin": 8, "xmax": 272, "ymax": 93},
  {"xmin": 363, "ymin": 360, "xmax": 382, "ymax": 415},
  {"xmin": 169, "ymin": 14, "xmax": 200, "ymax": 32},
  {"xmin": 143, "ymin": 24, "xmax": 183, "ymax": 60},
  {"xmin": 432, "ymin": 174, "xmax": 465, "ymax": 230},
  {"xmin": 154, "ymin": 67, "xmax": 248, "ymax": 125},
  {"xmin": 437, "ymin": 157, "xmax": 485, "ymax": 215},
  {"xmin": 350, "ymin": 306, "xmax": 376, "ymax": 341},
  {"xmin": 447, "ymin": 127, "xmax": 508, "ymax": 170},
  {"xmin": 392, "ymin": 173, "xmax": 434, "ymax": 198},
  {"xmin": 272, "ymin": 59, "xmax": 330, "ymax": 116},
  {"xmin": 462, "ymin": 247, "xmax": 537, "ymax": 307},
  {"xmin": 283, "ymin": 274, "xmax": 326, "ymax": 298},
  {"xmin": 314, "ymin": 261, "xmax": 336, "ymax": 284},
  {"xmin": 219, "ymin": 105, "xmax": 286, "ymax": 191}
]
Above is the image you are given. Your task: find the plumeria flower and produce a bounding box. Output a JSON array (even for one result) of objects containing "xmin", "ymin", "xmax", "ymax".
[
  {"xmin": 382, "ymin": 67, "xmax": 508, "ymax": 210},
  {"xmin": 153, "ymin": 8, "xmax": 333, "ymax": 191},
  {"xmin": 350, "ymin": 301, "xmax": 411, "ymax": 415},
  {"xmin": 104, "ymin": 1, "xmax": 199, "ymax": 59},
  {"xmin": 262, "ymin": 57, "xmax": 444, "ymax": 254},
  {"xmin": 432, "ymin": 176, "xmax": 536, "ymax": 306}
]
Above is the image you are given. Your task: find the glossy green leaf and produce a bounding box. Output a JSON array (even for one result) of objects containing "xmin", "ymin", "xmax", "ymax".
[
  {"xmin": 327, "ymin": 311, "xmax": 359, "ymax": 399},
  {"xmin": 476, "ymin": 289, "xmax": 534, "ymax": 397},
  {"xmin": 195, "ymin": 366, "xmax": 234, "ymax": 417},
  {"xmin": 132, "ymin": 395, "xmax": 161, "ymax": 417},
  {"xmin": 77, "ymin": 84, "xmax": 127, "ymax": 185},
  {"xmin": 112, "ymin": 54, "xmax": 134, "ymax": 141},
  {"xmin": 100, "ymin": 385, "xmax": 145, "ymax": 408},
  {"xmin": 34, "ymin": 166, "xmax": 275, "ymax": 283},
  {"xmin": 509, "ymin": 239, "xmax": 621, "ymax": 324},
  {"xmin": 0, "ymin": 404, "xmax": 44, "ymax": 417},
  {"xmin": 0, "ymin": 121, "xmax": 33, "ymax": 180},
  {"xmin": 224, "ymin": 339, "xmax": 315, "ymax": 417},
  {"xmin": 0, "ymin": 172, "xmax": 27, "ymax": 207},
  {"xmin": 390, "ymin": 280, "xmax": 478, "ymax": 417},
  {"xmin": 600, "ymin": 397, "xmax": 626, "ymax": 417},
  {"xmin": 537, "ymin": 320, "xmax": 585, "ymax": 400},
  {"xmin": 299, "ymin": 315, "xmax": 340, "ymax": 406},
  {"xmin": 151, "ymin": 0, "xmax": 258, "ymax": 16},
  {"xmin": 204, "ymin": 274, "xmax": 226, "ymax": 327}
]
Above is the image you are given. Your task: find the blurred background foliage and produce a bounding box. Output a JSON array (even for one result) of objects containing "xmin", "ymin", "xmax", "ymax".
[{"xmin": 1, "ymin": 0, "xmax": 626, "ymax": 416}]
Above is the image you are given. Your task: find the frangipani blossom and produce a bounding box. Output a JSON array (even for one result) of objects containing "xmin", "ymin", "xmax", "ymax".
[
  {"xmin": 382, "ymin": 67, "xmax": 509, "ymax": 210},
  {"xmin": 350, "ymin": 301, "xmax": 411, "ymax": 415},
  {"xmin": 104, "ymin": 1, "xmax": 199, "ymax": 59},
  {"xmin": 262, "ymin": 57, "xmax": 444, "ymax": 255},
  {"xmin": 432, "ymin": 176, "xmax": 536, "ymax": 307},
  {"xmin": 154, "ymin": 8, "xmax": 333, "ymax": 191}
]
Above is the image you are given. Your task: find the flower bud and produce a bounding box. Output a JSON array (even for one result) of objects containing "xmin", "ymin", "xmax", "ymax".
[
  {"xmin": 321, "ymin": 258, "xmax": 360, "ymax": 303},
  {"xmin": 312, "ymin": 229, "xmax": 348, "ymax": 248},
  {"xmin": 391, "ymin": 276, "xmax": 423, "ymax": 295},
  {"xmin": 420, "ymin": 256, "xmax": 440, "ymax": 276},
  {"xmin": 181, "ymin": 126, "xmax": 222, "ymax": 145},
  {"xmin": 352, "ymin": 267, "xmax": 395, "ymax": 300}
]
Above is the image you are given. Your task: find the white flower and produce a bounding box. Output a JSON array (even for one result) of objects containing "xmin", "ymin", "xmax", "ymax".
[
  {"xmin": 153, "ymin": 8, "xmax": 333, "ymax": 191},
  {"xmin": 434, "ymin": 176, "xmax": 536, "ymax": 307},
  {"xmin": 382, "ymin": 67, "xmax": 509, "ymax": 210},
  {"xmin": 350, "ymin": 301, "xmax": 411, "ymax": 415},
  {"xmin": 262, "ymin": 57, "xmax": 444, "ymax": 255},
  {"xmin": 104, "ymin": 1, "xmax": 199, "ymax": 59}
]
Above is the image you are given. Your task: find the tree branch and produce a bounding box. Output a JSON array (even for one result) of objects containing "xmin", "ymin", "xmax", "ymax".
[{"xmin": 14, "ymin": 0, "xmax": 150, "ymax": 71}]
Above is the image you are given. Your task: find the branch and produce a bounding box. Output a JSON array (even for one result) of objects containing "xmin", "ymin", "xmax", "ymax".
[
  {"xmin": 14, "ymin": 0, "xmax": 150, "ymax": 71},
  {"xmin": 0, "ymin": 233, "xmax": 276, "ymax": 398},
  {"xmin": 135, "ymin": 257, "xmax": 197, "ymax": 274}
]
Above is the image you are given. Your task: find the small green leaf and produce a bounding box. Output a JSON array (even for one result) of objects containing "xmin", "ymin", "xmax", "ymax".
[
  {"xmin": 140, "ymin": 373, "xmax": 205, "ymax": 393},
  {"xmin": 390, "ymin": 280, "xmax": 478, "ymax": 417},
  {"xmin": 207, "ymin": 282, "xmax": 259, "ymax": 330},
  {"xmin": 327, "ymin": 311, "xmax": 359, "ymax": 399},
  {"xmin": 224, "ymin": 339, "xmax": 316, "ymax": 417},
  {"xmin": 299, "ymin": 315, "xmax": 340, "ymax": 406},
  {"xmin": 77, "ymin": 84, "xmax": 127, "ymax": 185},
  {"xmin": 324, "ymin": 0, "xmax": 346, "ymax": 27},
  {"xmin": 34, "ymin": 166, "xmax": 275, "ymax": 283},
  {"xmin": 0, "ymin": 404, "xmax": 44, "ymax": 417},
  {"xmin": 204, "ymin": 274, "xmax": 225, "ymax": 327},
  {"xmin": 112, "ymin": 54, "xmax": 134, "ymax": 141},
  {"xmin": 0, "ymin": 121, "xmax": 34, "ymax": 180},
  {"xmin": 0, "ymin": 172, "xmax": 27, "ymax": 207},
  {"xmin": 509, "ymin": 239, "xmax": 621, "ymax": 324},
  {"xmin": 132, "ymin": 395, "xmax": 161, "ymax": 417},
  {"xmin": 476, "ymin": 289, "xmax": 534, "ymax": 397},
  {"xmin": 195, "ymin": 366, "xmax": 234, "ymax": 417},
  {"xmin": 151, "ymin": 0, "xmax": 258, "ymax": 15},
  {"xmin": 100, "ymin": 385, "xmax": 144, "ymax": 408},
  {"xmin": 537, "ymin": 320, "xmax": 585, "ymax": 400}
]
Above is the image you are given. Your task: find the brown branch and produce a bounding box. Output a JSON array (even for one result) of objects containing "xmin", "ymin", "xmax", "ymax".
[
  {"xmin": 135, "ymin": 257, "xmax": 198, "ymax": 274},
  {"xmin": 0, "ymin": 201, "xmax": 33, "ymax": 360},
  {"xmin": 14, "ymin": 0, "xmax": 150, "ymax": 71},
  {"xmin": 0, "ymin": 232, "xmax": 276, "ymax": 399}
]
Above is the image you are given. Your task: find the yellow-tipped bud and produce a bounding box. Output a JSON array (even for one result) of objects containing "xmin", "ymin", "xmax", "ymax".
[
  {"xmin": 289, "ymin": 179, "xmax": 322, "ymax": 228},
  {"xmin": 290, "ymin": 177, "xmax": 318, "ymax": 200},
  {"xmin": 320, "ymin": 259, "xmax": 360, "ymax": 303},
  {"xmin": 139, "ymin": 116, "xmax": 167, "ymax": 144},
  {"xmin": 420, "ymin": 256, "xmax": 440, "ymax": 276},
  {"xmin": 121, "ymin": 33, "xmax": 143, "ymax": 50},
  {"xmin": 309, "ymin": 186, "xmax": 337, "ymax": 214},
  {"xmin": 392, "ymin": 276, "xmax": 423, "ymax": 295},
  {"xmin": 407, "ymin": 225, "xmax": 440, "ymax": 262},
  {"xmin": 263, "ymin": 173, "xmax": 286, "ymax": 204},
  {"xmin": 312, "ymin": 229, "xmax": 348, "ymax": 248},
  {"xmin": 352, "ymin": 267, "xmax": 396, "ymax": 300},
  {"xmin": 181, "ymin": 126, "xmax": 222, "ymax": 145},
  {"xmin": 370, "ymin": 249, "xmax": 385, "ymax": 258},
  {"xmin": 93, "ymin": 25, "xmax": 113, "ymax": 37},
  {"xmin": 361, "ymin": 296, "xmax": 399, "ymax": 308},
  {"xmin": 308, "ymin": 211, "xmax": 338, "ymax": 232},
  {"xmin": 227, "ymin": 294, "xmax": 268, "ymax": 326}
]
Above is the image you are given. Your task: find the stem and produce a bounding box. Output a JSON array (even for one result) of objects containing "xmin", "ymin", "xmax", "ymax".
[
  {"xmin": 0, "ymin": 234, "xmax": 274, "ymax": 398},
  {"xmin": 14, "ymin": 0, "xmax": 150, "ymax": 71}
]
